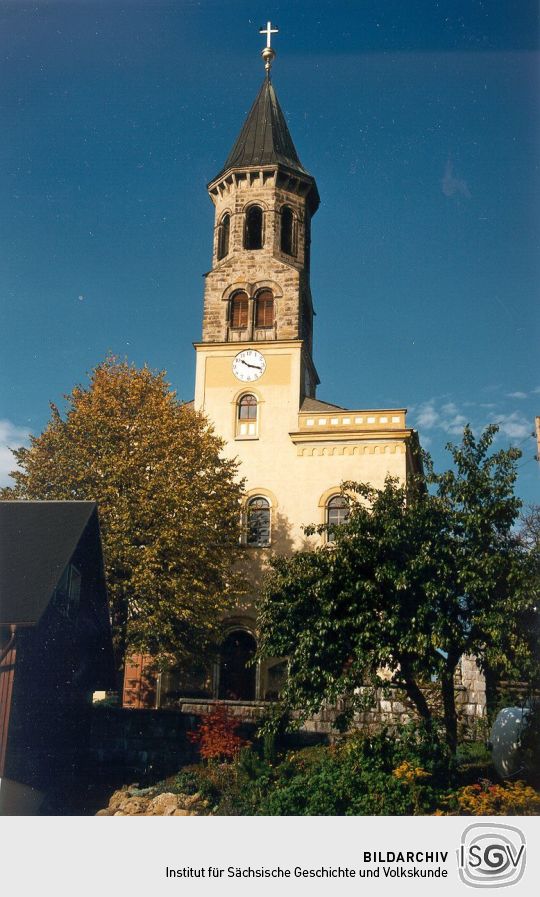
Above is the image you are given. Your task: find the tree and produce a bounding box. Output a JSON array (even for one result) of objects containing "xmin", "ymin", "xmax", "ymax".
[
  {"xmin": 257, "ymin": 425, "xmax": 538, "ymax": 752},
  {"xmin": 1, "ymin": 357, "xmax": 244, "ymax": 674}
]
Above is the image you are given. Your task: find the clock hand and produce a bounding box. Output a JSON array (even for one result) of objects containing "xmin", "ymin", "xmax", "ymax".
[{"xmin": 241, "ymin": 361, "xmax": 263, "ymax": 370}]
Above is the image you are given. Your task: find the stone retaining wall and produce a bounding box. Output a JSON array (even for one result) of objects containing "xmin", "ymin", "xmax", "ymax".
[{"xmin": 89, "ymin": 657, "xmax": 487, "ymax": 782}]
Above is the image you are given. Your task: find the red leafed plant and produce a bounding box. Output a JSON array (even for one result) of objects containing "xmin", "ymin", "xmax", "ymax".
[{"xmin": 188, "ymin": 704, "xmax": 248, "ymax": 762}]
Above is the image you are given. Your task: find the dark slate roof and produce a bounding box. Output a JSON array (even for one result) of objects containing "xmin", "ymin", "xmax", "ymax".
[
  {"xmin": 0, "ymin": 501, "xmax": 97, "ymax": 625},
  {"xmin": 300, "ymin": 397, "xmax": 345, "ymax": 412},
  {"xmin": 213, "ymin": 78, "xmax": 312, "ymax": 181}
]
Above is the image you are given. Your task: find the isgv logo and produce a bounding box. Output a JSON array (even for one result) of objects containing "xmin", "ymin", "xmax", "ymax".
[{"xmin": 458, "ymin": 823, "xmax": 526, "ymax": 888}]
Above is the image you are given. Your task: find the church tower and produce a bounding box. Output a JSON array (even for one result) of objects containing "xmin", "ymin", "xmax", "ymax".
[
  {"xmin": 194, "ymin": 66, "xmax": 321, "ymax": 413},
  {"xmin": 189, "ymin": 28, "xmax": 420, "ymax": 705}
]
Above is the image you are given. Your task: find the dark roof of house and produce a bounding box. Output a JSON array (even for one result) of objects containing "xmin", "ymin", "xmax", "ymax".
[
  {"xmin": 300, "ymin": 397, "xmax": 345, "ymax": 412},
  {"xmin": 0, "ymin": 501, "xmax": 98, "ymax": 625},
  {"xmin": 212, "ymin": 78, "xmax": 312, "ymax": 182}
]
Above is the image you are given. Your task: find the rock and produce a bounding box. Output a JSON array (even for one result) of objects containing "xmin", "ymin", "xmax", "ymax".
[
  {"xmin": 147, "ymin": 792, "xmax": 180, "ymax": 816},
  {"xmin": 172, "ymin": 809, "xmax": 190, "ymax": 816},
  {"xmin": 183, "ymin": 792, "xmax": 202, "ymax": 809},
  {"xmin": 122, "ymin": 797, "xmax": 150, "ymax": 815},
  {"xmin": 108, "ymin": 788, "xmax": 130, "ymax": 812},
  {"xmin": 95, "ymin": 808, "xmax": 113, "ymax": 816},
  {"xmin": 489, "ymin": 707, "xmax": 533, "ymax": 779}
]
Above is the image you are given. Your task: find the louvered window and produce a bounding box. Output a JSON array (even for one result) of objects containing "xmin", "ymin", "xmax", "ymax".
[
  {"xmin": 230, "ymin": 291, "xmax": 249, "ymax": 329},
  {"xmin": 255, "ymin": 290, "xmax": 274, "ymax": 328}
]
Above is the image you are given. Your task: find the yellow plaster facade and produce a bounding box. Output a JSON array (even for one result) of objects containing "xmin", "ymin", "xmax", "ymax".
[{"xmin": 194, "ymin": 340, "xmax": 417, "ymax": 556}]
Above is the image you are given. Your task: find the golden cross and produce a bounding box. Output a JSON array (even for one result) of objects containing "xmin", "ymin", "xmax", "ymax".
[{"xmin": 259, "ymin": 21, "xmax": 278, "ymax": 49}]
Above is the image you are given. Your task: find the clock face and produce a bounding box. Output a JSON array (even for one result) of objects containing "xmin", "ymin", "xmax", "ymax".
[{"xmin": 232, "ymin": 349, "xmax": 266, "ymax": 382}]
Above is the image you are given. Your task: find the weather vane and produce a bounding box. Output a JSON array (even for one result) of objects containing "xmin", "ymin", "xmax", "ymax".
[{"xmin": 259, "ymin": 21, "xmax": 278, "ymax": 77}]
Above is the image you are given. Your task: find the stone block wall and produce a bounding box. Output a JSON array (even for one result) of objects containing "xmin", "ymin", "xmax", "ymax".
[{"xmin": 202, "ymin": 167, "xmax": 313, "ymax": 346}]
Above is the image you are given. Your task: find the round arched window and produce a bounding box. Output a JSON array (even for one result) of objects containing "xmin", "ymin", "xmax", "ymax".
[
  {"xmin": 280, "ymin": 205, "xmax": 294, "ymax": 255},
  {"xmin": 230, "ymin": 291, "xmax": 249, "ymax": 329},
  {"xmin": 255, "ymin": 290, "xmax": 274, "ymax": 329},
  {"xmin": 236, "ymin": 394, "xmax": 257, "ymax": 437},
  {"xmin": 244, "ymin": 206, "xmax": 263, "ymax": 250},
  {"xmin": 326, "ymin": 495, "xmax": 349, "ymax": 542},
  {"xmin": 217, "ymin": 213, "xmax": 230, "ymax": 260},
  {"xmin": 246, "ymin": 496, "xmax": 271, "ymax": 546}
]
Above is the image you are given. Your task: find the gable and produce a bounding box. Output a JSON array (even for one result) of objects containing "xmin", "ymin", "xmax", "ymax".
[{"xmin": 0, "ymin": 501, "xmax": 97, "ymax": 625}]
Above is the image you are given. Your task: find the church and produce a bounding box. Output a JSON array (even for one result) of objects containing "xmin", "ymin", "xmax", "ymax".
[{"xmin": 123, "ymin": 27, "xmax": 422, "ymax": 710}]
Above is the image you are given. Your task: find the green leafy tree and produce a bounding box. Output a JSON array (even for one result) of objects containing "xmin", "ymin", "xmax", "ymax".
[
  {"xmin": 1, "ymin": 357, "xmax": 244, "ymax": 674},
  {"xmin": 258, "ymin": 425, "xmax": 537, "ymax": 752}
]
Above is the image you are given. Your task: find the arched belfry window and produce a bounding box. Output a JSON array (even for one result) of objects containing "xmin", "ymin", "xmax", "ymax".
[
  {"xmin": 326, "ymin": 495, "xmax": 349, "ymax": 542},
  {"xmin": 255, "ymin": 289, "xmax": 274, "ymax": 329},
  {"xmin": 230, "ymin": 291, "xmax": 249, "ymax": 329},
  {"xmin": 280, "ymin": 205, "xmax": 295, "ymax": 256},
  {"xmin": 217, "ymin": 213, "xmax": 230, "ymax": 260},
  {"xmin": 247, "ymin": 496, "xmax": 271, "ymax": 546},
  {"xmin": 244, "ymin": 205, "xmax": 263, "ymax": 250},
  {"xmin": 236, "ymin": 393, "xmax": 258, "ymax": 437}
]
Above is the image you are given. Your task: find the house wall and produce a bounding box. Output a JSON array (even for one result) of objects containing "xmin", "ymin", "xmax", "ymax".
[{"xmin": 0, "ymin": 636, "xmax": 17, "ymax": 777}]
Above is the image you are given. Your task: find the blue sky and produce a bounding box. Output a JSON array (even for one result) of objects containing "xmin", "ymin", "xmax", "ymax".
[{"xmin": 1, "ymin": 0, "xmax": 539, "ymax": 505}]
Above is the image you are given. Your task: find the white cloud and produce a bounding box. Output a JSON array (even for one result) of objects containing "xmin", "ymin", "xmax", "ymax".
[
  {"xmin": 416, "ymin": 401, "xmax": 440, "ymax": 429},
  {"xmin": 0, "ymin": 419, "xmax": 31, "ymax": 487},
  {"xmin": 414, "ymin": 400, "xmax": 468, "ymax": 436},
  {"xmin": 497, "ymin": 412, "xmax": 532, "ymax": 441},
  {"xmin": 412, "ymin": 398, "xmax": 534, "ymax": 446},
  {"xmin": 506, "ymin": 391, "xmax": 527, "ymax": 399}
]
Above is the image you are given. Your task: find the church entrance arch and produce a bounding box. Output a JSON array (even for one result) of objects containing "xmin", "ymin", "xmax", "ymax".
[{"xmin": 218, "ymin": 629, "xmax": 257, "ymax": 701}]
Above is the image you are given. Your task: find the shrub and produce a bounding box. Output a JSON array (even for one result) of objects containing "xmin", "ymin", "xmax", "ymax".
[
  {"xmin": 257, "ymin": 723, "xmax": 454, "ymax": 816},
  {"xmin": 519, "ymin": 705, "xmax": 540, "ymax": 787},
  {"xmin": 174, "ymin": 769, "xmax": 202, "ymax": 796},
  {"xmin": 442, "ymin": 780, "xmax": 540, "ymax": 816},
  {"xmin": 188, "ymin": 705, "xmax": 249, "ymax": 762}
]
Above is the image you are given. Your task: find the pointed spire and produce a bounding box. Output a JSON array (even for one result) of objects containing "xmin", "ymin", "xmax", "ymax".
[{"xmin": 212, "ymin": 78, "xmax": 311, "ymax": 182}]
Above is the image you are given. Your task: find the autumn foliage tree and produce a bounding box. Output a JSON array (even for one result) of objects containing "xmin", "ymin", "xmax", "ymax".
[{"xmin": 1, "ymin": 357, "xmax": 244, "ymax": 673}]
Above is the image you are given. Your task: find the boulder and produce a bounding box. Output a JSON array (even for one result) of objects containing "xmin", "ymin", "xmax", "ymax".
[
  {"xmin": 183, "ymin": 791, "xmax": 202, "ymax": 809},
  {"xmin": 108, "ymin": 788, "xmax": 130, "ymax": 812},
  {"xmin": 147, "ymin": 792, "xmax": 180, "ymax": 816},
  {"xmin": 122, "ymin": 797, "xmax": 150, "ymax": 815}
]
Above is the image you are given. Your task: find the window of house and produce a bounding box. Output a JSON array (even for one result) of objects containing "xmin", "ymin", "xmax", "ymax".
[
  {"xmin": 246, "ymin": 496, "xmax": 271, "ymax": 546},
  {"xmin": 52, "ymin": 563, "xmax": 82, "ymax": 618},
  {"xmin": 255, "ymin": 289, "xmax": 274, "ymax": 328},
  {"xmin": 326, "ymin": 495, "xmax": 349, "ymax": 542},
  {"xmin": 230, "ymin": 291, "xmax": 249, "ymax": 329},
  {"xmin": 236, "ymin": 393, "xmax": 257, "ymax": 437},
  {"xmin": 280, "ymin": 205, "xmax": 294, "ymax": 255},
  {"xmin": 217, "ymin": 212, "xmax": 230, "ymax": 260},
  {"xmin": 244, "ymin": 205, "xmax": 263, "ymax": 249}
]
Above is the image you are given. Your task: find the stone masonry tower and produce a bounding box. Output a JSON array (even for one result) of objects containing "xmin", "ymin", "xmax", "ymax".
[{"xmin": 198, "ymin": 71, "xmax": 321, "ymax": 401}]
